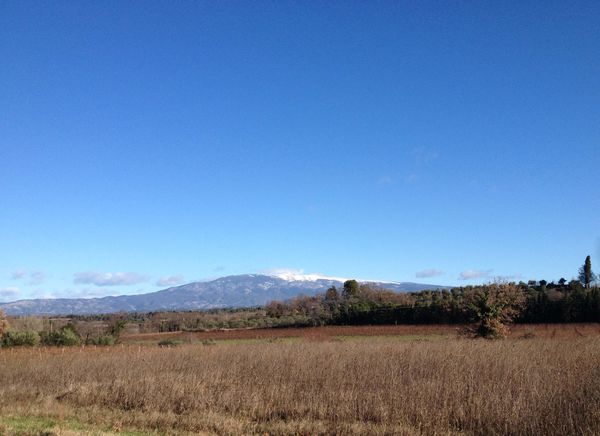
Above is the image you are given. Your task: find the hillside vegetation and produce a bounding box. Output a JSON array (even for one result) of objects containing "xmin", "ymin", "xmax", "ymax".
[
  {"xmin": 1, "ymin": 257, "xmax": 598, "ymax": 344},
  {"xmin": 3, "ymin": 281, "xmax": 600, "ymax": 344}
]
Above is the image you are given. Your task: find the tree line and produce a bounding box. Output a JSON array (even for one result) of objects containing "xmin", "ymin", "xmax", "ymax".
[
  {"xmin": 0, "ymin": 256, "xmax": 598, "ymax": 342},
  {"xmin": 265, "ymin": 256, "xmax": 599, "ymax": 337}
]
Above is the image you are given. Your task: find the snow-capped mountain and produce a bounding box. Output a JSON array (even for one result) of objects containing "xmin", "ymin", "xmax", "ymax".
[{"xmin": 0, "ymin": 274, "xmax": 446, "ymax": 316}]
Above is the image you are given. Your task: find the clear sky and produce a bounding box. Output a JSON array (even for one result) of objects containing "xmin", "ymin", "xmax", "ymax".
[{"xmin": 1, "ymin": 1, "xmax": 599, "ymax": 301}]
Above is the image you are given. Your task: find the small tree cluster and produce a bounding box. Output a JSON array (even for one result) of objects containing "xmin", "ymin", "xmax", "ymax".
[
  {"xmin": 40, "ymin": 323, "xmax": 81, "ymax": 346},
  {"xmin": 1, "ymin": 330, "xmax": 40, "ymax": 347}
]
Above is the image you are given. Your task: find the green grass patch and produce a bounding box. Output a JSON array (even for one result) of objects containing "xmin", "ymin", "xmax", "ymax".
[{"xmin": 0, "ymin": 414, "xmax": 161, "ymax": 436}]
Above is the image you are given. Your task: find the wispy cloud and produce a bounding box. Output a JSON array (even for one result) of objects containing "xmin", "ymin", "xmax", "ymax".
[
  {"xmin": 405, "ymin": 147, "xmax": 439, "ymax": 185},
  {"xmin": 459, "ymin": 269, "xmax": 493, "ymax": 280},
  {"xmin": 29, "ymin": 271, "xmax": 46, "ymax": 285},
  {"xmin": 52, "ymin": 287, "xmax": 148, "ymax": 299},
  {"xmin": 10, "ymin": 270, "xmax": 26, "ymax": 280},
  {"xmin": 262, "ymin": 267, "xmax": 305, "ymax": 276},
  {"xmin": 70, "ymin": 288, "xmax": 122, "ymax": 298},
  {"xmin": 415, "ymin": 269, "xmax": 444, "ymax": 278},
  {"xmin": 10, "ymin": 270, "xmax": 46, "ymax": 285},
  {"xmin": 73, "ymin": 271, "xmax": 148, "ymax": 286},
  {"xmin": 156, "ymin": 274, "xmax": 185, "ymax": 287},
  {"xmin": 411, "ymin": 146, "xmax": 439, "ymax": 163},
  {"xmin": 494, "ymin": 273, "xmax": 523, "ymax": 282},
  {"xmin": 378, "ymin": 175, "xmax": 393, "ymax": 186},
  {"xmin": 406, "ymin": 172, "xmax": 418, "ymax": 183},
  {"xmin": 0, "ymin": 287, "xmax": 20, "ymax": 300}
]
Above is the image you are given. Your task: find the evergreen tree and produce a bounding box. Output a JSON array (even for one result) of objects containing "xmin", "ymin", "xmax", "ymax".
[
  {"xmin": 342, "ymin": 280, "xmax": 360, "ymax": 299},
  {"xmin": 578, "ymin": 255, "xmax": 596, "ymax": 289}
]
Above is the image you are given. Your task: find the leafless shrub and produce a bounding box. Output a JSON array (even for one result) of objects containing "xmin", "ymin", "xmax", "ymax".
[{"xmin": 0, "ymin": 310, "xmax": 8, "ymax": 338}]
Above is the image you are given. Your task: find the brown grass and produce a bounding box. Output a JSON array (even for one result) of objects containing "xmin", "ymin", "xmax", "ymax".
[
  {"xmin": 121, "ymin": 323, "xmax": 464, "ymax": 343},
  {"xmin": 2, "ymin": 333, "xmax": 600, "ymax": 435},
  {"xmin": 120, "ymin": 322, "xmax": 600, "ymax": 344}
]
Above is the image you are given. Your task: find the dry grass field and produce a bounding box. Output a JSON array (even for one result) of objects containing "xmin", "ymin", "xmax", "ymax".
[
  {"xmin": 120, "ymin": 322, "xmax": 600, "ymax": 345},
  {"xmin": 120, "ymin": 324, "xmax": 464, "ymax": 344},
  {"xmin": 2, "ymin": 325, "xmax": 600, "ymax": 435}
]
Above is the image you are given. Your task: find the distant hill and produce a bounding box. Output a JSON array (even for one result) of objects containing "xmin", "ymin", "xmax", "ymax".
[{"xmin": 0, "ymin": 274, "xmax": 446, "ymax": 316}]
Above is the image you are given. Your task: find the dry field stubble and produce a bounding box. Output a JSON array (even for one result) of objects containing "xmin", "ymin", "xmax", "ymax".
[
  {"xmin": 119, "ymin": 323, "xmax": 600, "ymax": 345},
  {"xmin": 1, "ymin": 335, "xmax": 600, "ymax": 435}
]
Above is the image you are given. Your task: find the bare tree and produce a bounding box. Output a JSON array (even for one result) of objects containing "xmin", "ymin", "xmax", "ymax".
[{"xmin": 0, "ymin": 310, "xmax": 9, "ymax": 338}]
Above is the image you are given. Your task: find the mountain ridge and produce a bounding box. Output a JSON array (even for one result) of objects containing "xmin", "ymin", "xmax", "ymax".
[{"xmin": 0, "ymin": 274, "xmax": 447, "ymax": 316}]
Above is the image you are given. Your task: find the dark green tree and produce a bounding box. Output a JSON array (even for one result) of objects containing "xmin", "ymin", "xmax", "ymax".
[
  {"xmin": 587, "ymin": 287, "xmax": 600, "ymax": 322},
  {"xmin": 578, "ymin": 255, "xmax": 596, "ymax": 289},
  {"xmin": 342, "ymin": 280, "xmax": 360, "ymax": 299}
]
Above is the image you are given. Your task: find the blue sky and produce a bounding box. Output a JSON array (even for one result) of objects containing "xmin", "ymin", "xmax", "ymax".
[{"xmin": 1, "ymin": 1, "xmax": 599, "ymax": 301}]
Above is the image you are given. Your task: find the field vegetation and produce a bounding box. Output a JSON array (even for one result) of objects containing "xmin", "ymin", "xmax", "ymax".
[{"xmin": 1, "ymin": 335, "xmax": 600, "ymax": 435}]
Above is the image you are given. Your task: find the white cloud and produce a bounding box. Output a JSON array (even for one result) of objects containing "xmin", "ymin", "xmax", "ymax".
[
  {"xmin": 156, "ymin": 274, "xmax": 185, "ymax": 287},
  {"xmin": 73, "ymin": 271, "xmax": 148, "ymax": 286},
  {"xmin": 0, "ymin": 287, "xmax": 20, "ymax": 300},
  {"xmin": 415, "ymin": 269, "xmax": 444, "ymax": 278},
  {"xmin": 459, "ymin": 269, "xmax": 493, "ymax": 280}
]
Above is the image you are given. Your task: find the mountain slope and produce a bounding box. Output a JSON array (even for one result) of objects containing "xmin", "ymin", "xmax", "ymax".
[{"xmin": 0, "ymin": 274, "xmax": 446, "ymax": 316}]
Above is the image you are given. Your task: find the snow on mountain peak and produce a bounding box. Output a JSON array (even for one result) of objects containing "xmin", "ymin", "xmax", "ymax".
[{"xmin": 266, "ymin": 269, "xmax": 348, "ymax": 283}]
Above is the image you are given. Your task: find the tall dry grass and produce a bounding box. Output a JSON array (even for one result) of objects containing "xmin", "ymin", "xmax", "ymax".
[{"xmin": 1, "ymin": 338, "xmax": 600, "ymax": 435}]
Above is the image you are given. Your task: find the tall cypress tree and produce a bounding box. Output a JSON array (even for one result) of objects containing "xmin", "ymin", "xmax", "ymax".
[{"xmin": 579, "ymin": 255, "xmax": 596, "ymax": 289}]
